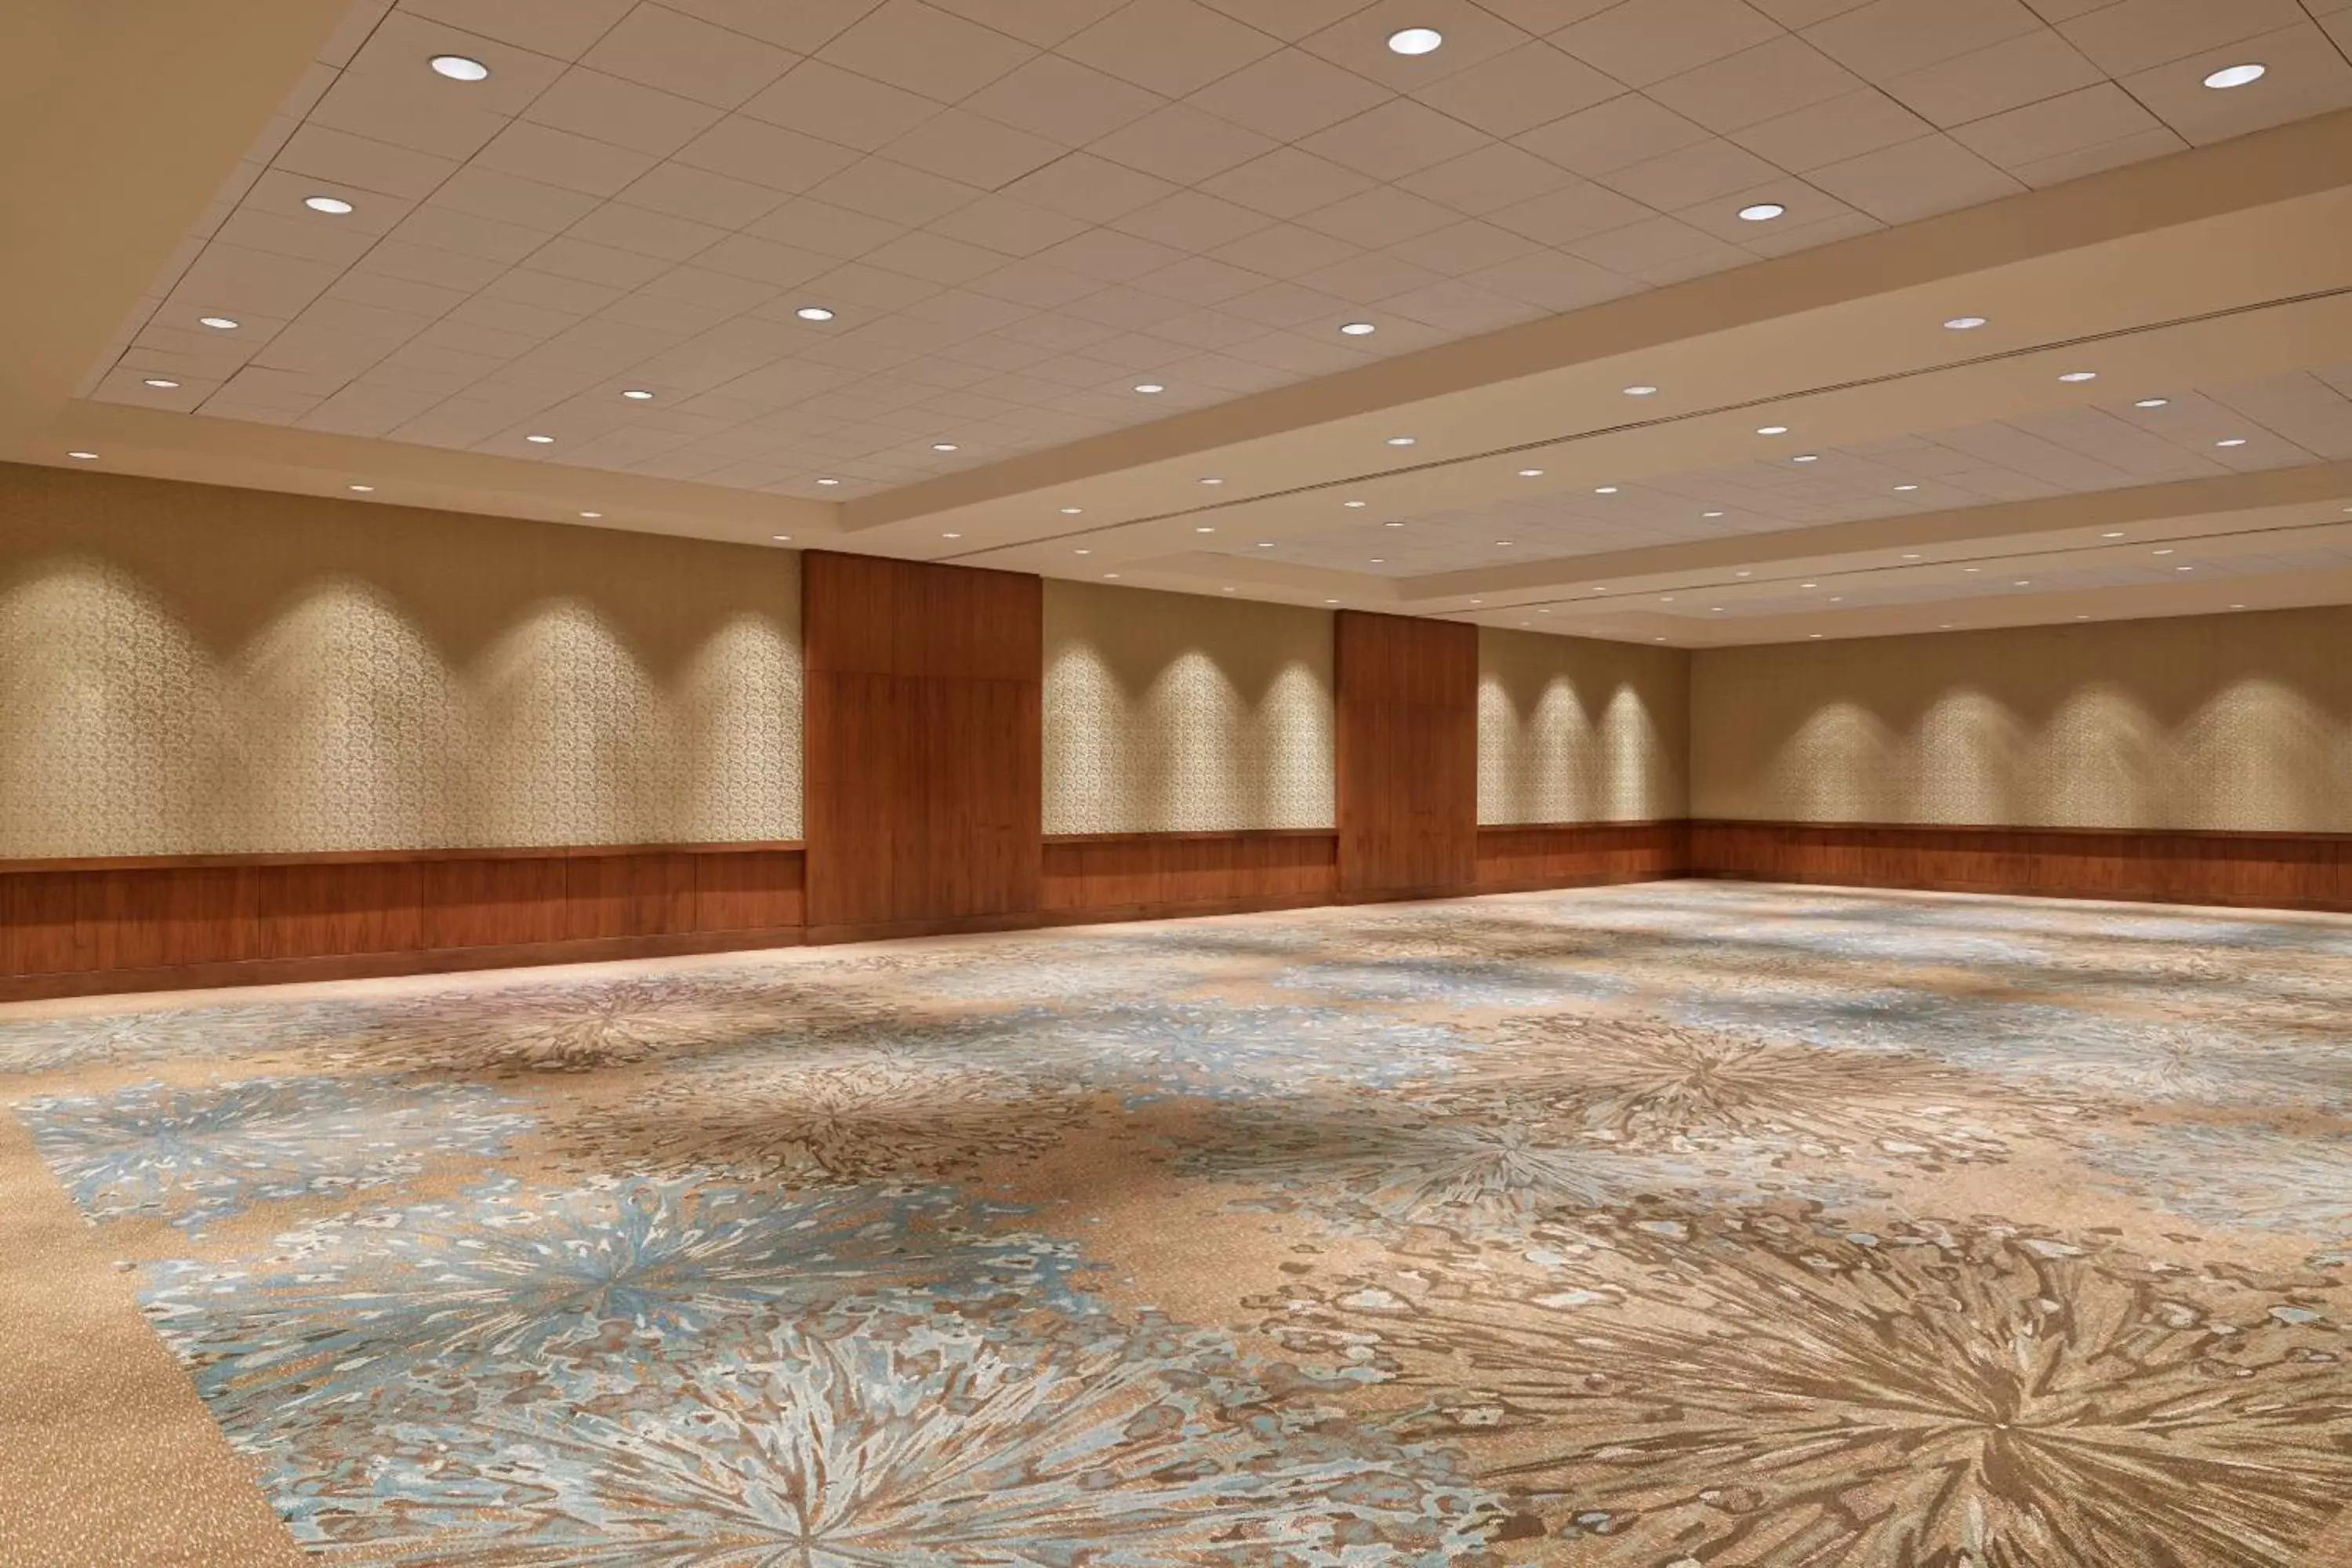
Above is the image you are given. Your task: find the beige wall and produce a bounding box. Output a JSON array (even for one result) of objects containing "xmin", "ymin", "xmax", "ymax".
[
  {"xmin": 0, "ymin": 464, "xmax": 801, "ymax": 858},
  {"xmin": 1042, "ymin": 580, "xmax": 1334, "ymax": 834},
  {"xmin": 1692, "ymin": 607, "xmax": 2352, "ymax": 831},
  {"xmin": 1478, "ymin": 626, "xmax": 1690, "ymax": 825}
]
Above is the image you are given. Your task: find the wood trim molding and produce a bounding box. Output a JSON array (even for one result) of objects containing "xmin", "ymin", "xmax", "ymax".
[
  {"xmin": 1041, "ymin": 829, "xmax": 1340, "ymax": 924},
  {"xmin": 0, "ymin": 845, "xmax": 806, "ymax": 1002},
  {"xmin": 1477, "ymin": 821, "xmax": 1693, "ymax": 893},
  {"xmin": 1690, "ymin": 819, "xmax": 2352, "ymax": 913}
]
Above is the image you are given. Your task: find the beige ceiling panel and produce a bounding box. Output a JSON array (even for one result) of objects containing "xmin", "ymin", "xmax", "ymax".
[
  {"xmin": 960, "ymin": 53, "xmax": 1167, "ymax": 143},
  {"xmin": 578, "ymin": 5, "xmax": 800, "ymax": 109},
  {"xmin": 1298, "ymin": 98, "xmax": 1494, "ymax": 181},
  {"xmin": 1645, "ymin": 34, "xmax": 1866, "ymax": 133},
  {"xmin": 739, "ymin": 60, "xmax": 942, "ymax": 151},
  {"xmin": 524, "ymin": 68, "xmax": 722, "ymax": 158},
  {"xmin": 926, "ymin": 195, "xmax": 1094, "ymax": 257},
  {"xmin": 1803, "ymin": 0, "xmax": 2046, "ymax": 79},
  {"xmin": 2122, "ymin": 24, "xmax": 2352, "ymax": 147},
  {"xmin": 1001, "ymin": 154, "xmax": 1179, "ymax": 223},
  {"xmin": 1056, "ymin": 0, "xmax": 1279, "ymax": 96},
  {"xmin": 816, "ymin": 0, "xmax": 1039, "ymax": 102},
  {"xmin": 1951, "ymin": 81, "xmax": 2169, "ymax": 169},
  {"xmin": 472, "ymin": 122, "xmax": 659, "ymax": 198},
  {"xmin": 1805, "ymin": 132, "xmax": 2024, "ymax": 222},
  {"xmin": 306, "ymin": 60, "xmax": 509, "ymax": 160},
  {"xmin": 1553, "ymin": 0, "xmax": 1785, "ymax": 87},
  {"xmin": 1199, "ymin": 147, "xmax": 1378, "ymax": 218},
  {"xmin": 746, "ymin": 198, "xmax": 906, "ymax": 258},
  {"xmin": 613, "ymin": 164, "xmax": 788, "ymax": 230},
  {"xmin": 1512, "ymin": 93, "xmax": 1713, "ymax": 176},
  {"xmin": 1729, "ymin": 87, "xmax": 1935, "ymax": 172},
  {"xmin": 1396, "ymin": 141, "xmax": 1579, "ymax": 217},
  {"xmin": 1294, "ymin": 185, "xmax": 1461, "ymax": 246},
  {"xmin": 1406, "ymin": 42, "xmax": 1619, "ymax": 139},
  {"xmin": 881, "ymin": 109, "xmax": 1066, "ymax": 191},
  {"xmin": 1087, "ymin": 102, "xmax": 1278, "ymax": 183},
  {"xmin": 520, "ymin": 236, "xmax": 671, "ymax": 289},
  {"xmin": 2055, "ymin": 0, "xmax": 2304, "ymax": 76},
  {"xmin": 1300, "ymin": 0, "xmax": 1531, "ymax": 89},
  {"xmin": 394, "ymin": 0, "xmax": 635, "ymax": 61},
  {"xmin": 432, "ymin": 166, "xmax": 604, "ymax": 234},
  {"xmin": 672, "ymin": 117, "xmax": 863, "ymax": 195},
  {"xmin": 1596, "ymin": 136, "xmax": 1786, "ymax": 209},
  {"xmin": 1878, "ymin": 27, "xmax": 2103, "ymax": 128},
  {"xmin": 2006, "ymin": 125, "xmax": 2189, "ymax": 190},
  {"xmin": 273, "ymin": 125, "xmax": 462, "ymax": 201}
]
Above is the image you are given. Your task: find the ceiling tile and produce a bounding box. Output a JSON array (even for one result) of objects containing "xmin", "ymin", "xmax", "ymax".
[
  {"xmin": 1486, "ymin": 180, "xmax": 1655, "ymax": 246},
  {"xmin": 1387, "ymin": 216, "xmax": 1547, "ymax": 272},
  {"xmin": 816, "ymin": 0, "xmax": 1038, "ymax": 100},
  {"xmin": 800, "ymin": 260, "xmax": 950, "ymax": 309},
  {"xmin": 396, "ymin": 0, "xmax": 637, "ymax": 60},
  {"xmin": 523, "ymin": 67, "xmax": 724, "ymax": 158},
  {"xmin": 1208, "ymin": 220, "xmax": 1359, "ymax": 275},
  {"xmin": 1058, "ymin": 0, "xmax": 1281, "ymax": 96},
  {"xmin": 1031, "ymin": 227, "xmax": 1191, "ymax": 281},
  {"xmin": 1002, "ymin": 153, "xmax": 1179, "ymax": 222},
  {"xmin": 1130, "ymin": 254, "xmax": 1274, "ymax": 304},
  {"xmin": 1396, "ymin": 141, "xmax": 1578, "ymax": 216},
  {"xmin": 1469, "ymin": 247, "xmax": 1639, "ymax": 310},
  {"xmin": 1879, "ymin": 27, "xmax": 2105, "ymax": 127},
  {"xmin": 2119, "ymin": 23, "xmax": 2352, "ymax": 146},
  {"xmin": 474, "ymin": 121, "xmax": 661, "ymax": 198},
  {"xmin": 963, "ymin": 53, "xmax": 1168, "ymax": 143},
  {"xmin": 357, "ymin": 241, "xmax": 513, "ymax": 292},
  {"xmin": 1554, "ymin": 0, "xmax": 1785, "ymax": 87},
  {"xmin": 307, "ymin": 62, "xmax": 510, "ymax": 161},
  {"xmin": 1512, "ymin": 93, "xmax": 1712, "ymax": 176},
  {"xmin": 1293, "ymin": 183, "xmax": 1462, "ymax": 245},
  {"xmin": 740, "ymin": 59, "xmax": 943, "ymax": 151},
  {"xmin": 2056, "ymin": 0, "xmax": 2303, "ymax": 75},
  {"xmin": 1804, "ymin": 128, "xmax": 2024, "ymax": 220},
  {"xmin": 1597, "ymin": 136, "xmax": 1784, "ymax": 208},
  {"xmin": 432, "ymin": 165, "xmax": 605, "ymax": 234},
  {"xmin": 1089, "ymin": 102, "xmax": 1278, "ymax": 183},
  {"xmin": 579, "ymin": 4, "xmax": 800, "ymax": 107},
  {"xmin": 965, "ymin": 258, "xmax": 1105, "ymax": 307},
  {"xmin": 694, "ymin": 233, "xmax": 838, "ymax": 287},
  {"xmin": 1377, "ymin": 278, "xmax": 1543, "ymax": 332},
  {"xmin": 1221, "ymin": 279, "xmax": 1358, "ymax": 327},
  {"xmin": 1195, "ymin": 0, "xmax": 1377, "ymax": 40},
  {"xmin": 1298, "ymin": 247, "xmax": 1447, "ymax": 300},
  {"xmin": 925, "ymin": 194, "xmax": 1095, "ymax": 256},
  {"xmin": 673, "ymin": 117, "xmax": 865, "ymax": 194},
  {"xmin": 924, "ymin": 0, "xmax": 1130, "ymax": 47},
  {"xmin": 1748, "ymin": 0, "xmax": 1875, "ymax": 20},
  {"xmin": 1729, "ymin": 86, "xmax": 1935, "ymax": 169},
  {"xmin": 807, "ymin": 158, "xmax": 988, "ymax": 224},
  {"xmin": 1474, "ymin": 1, "xmax": 1625, "ymax": 32},
  {"xmin": 1803, "ymin": 0, "xmax": 2046, "ymax": 79},
  {"xmin": 1112, "ymin": 190, "xmax": 1279, "ymax": 249},
  {"xmin": 391, "ymin": 204, "xmax": 553, "ymax": 263},
  {"xmin": 273, "ymin": 125, "xmax": 461, "ymax": 201},
  {"xmin": 883, "ymin": 108, "xmax": 1068, "ymax": 188},
  {"xmin": 2005, "ymin": 125, "xmax": 2186, "ymax": 187},
  {"xmin": 1406, "ymin": 42, "xmax": 1620, "ymax": 139},
  {"xmin": 1298, "ymin": 97, "xmax": 1494, "ymax": 180},
  {"xmin": 518, "ymin": 235, "xmax": 673, "ymax": 288},
  {"xmin": 615, "ymin": 162, "xmax": 789, "ymax": 229},
  {"xmin": 637, "ymin": 264, "xmax": 783, "ymax": 314},
  {"xmin": 1200, "ymin": 147, "xmax": 1380, "ymax": 217},
  {"xmin": 1563, "ymin": 213, "xmax": 1750, "ymax": 281},
  {"xmin": 862, "ymin": 229, "xmax": 1018, "ymax": 283},
  {"xmin": 1185, "ymin": 48, "xmax": 1392, "ymax": 140},
  {"xmin": 1298, "ymin": 0, "xmax": 1533, "ymax": 89},
  {"xmin": 565, "ymin": 202, "xmax": 729, "ymax": 262},
  {"xmin": 652, "ymin": 0, "xmax": 885, "ymax": 53},
  {"xmin": 1646, "ymin": 36, "xmax": 1866, "ymax": 133},
  {"xmin": 746, "ymin": 197, "xmax": 909, "ymax": 258},
  {"xmin": 1948, "ymin": 81, "xmax": 2165, "ymax": 169}
]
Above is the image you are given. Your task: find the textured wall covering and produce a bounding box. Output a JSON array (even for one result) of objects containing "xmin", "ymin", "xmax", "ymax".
[
  {"xmin": 1692, "ymin": 608, "xmax": 2352, "ymax": 830},
  {"xmin": 0, "ymin": 464, "xmax": 802, "ymax": 858},
  {"xmin": 1042, "ymin": 582, "xmax": 1333, "ymax": 835},
  {"xmin": 1477, "ymin": 627, "xmax": 1690, "ymax": 826}
]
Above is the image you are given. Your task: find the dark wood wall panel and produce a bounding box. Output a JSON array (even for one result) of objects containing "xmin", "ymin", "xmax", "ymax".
[
  {"xmin": 1040, "ymin": 830, "xmax": 1339, "ymax": 924},
  {"xmin": 1691, "ymin": 821, "xmax": 2352, "ymax": 913},
  {"xmin": 0, "ymin": 845, "xmax": 806, "ymax": 1001},
  {"xmin": 1336, "ymin": 612, "xmax": 1478, "ymax": 900},
  {"xmin": 802, "ymin": 552, "xmax": 1043, "ymax": 942},
  {"xmin": 1477, "ymin": 822, "xmax": 1692, "ymax": 892}
]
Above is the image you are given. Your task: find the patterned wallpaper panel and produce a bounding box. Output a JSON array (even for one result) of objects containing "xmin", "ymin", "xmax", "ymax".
[
  {"xmin": 0, "ymin": 466, "xmax": 801, "ymax": 858},
  {"xmin": 1043, "ymin": 582, "xmax": 1334, "ymax": 835},
  {"xmin": 1691, "ymin": 607, "xmax": 2352, "ymax": 831},
  {"xmin": 1477, "ymin": 627, "xmax": 1690, "ymax": 826}
]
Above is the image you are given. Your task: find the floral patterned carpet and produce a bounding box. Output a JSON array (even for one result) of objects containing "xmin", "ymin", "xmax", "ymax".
[{"xmin": 2, "ymin": 880, "xmax": 2349, "ymax": 1566}]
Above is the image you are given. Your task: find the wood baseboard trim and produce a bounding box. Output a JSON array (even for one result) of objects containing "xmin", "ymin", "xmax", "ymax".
[
  {"xmin": 804, "ymin": 912, "xmax": 1043, "ymax": 946},
  {"xmin": 1035, "ymin": 891, "xmax": 1341, "ymax": 927},
  {"xmin": 0, "ymin": 927, "xmax": 808, "ymax": 1004}
]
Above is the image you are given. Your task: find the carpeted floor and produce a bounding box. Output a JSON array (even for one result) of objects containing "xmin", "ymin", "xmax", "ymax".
[{"xmin": 2, "ymin": 879, "xmax": 2348, "ymax": 1566}]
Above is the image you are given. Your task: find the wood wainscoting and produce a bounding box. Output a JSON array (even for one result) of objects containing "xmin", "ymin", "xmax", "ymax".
[
  {"xmin": 1478, "ymin": 821, "xmax": 1693, "ymax": 893},
  {"xmin": 0, "ymin": 843, "xmax": 807, "ymax": 1002},
  {"xmin": 1040, "ymin": 829, "xmax": 1340, "ymax": 924},
  {"xmin": 1690, "ymin": 820, "xmax": 2352, "ymax": 913}
]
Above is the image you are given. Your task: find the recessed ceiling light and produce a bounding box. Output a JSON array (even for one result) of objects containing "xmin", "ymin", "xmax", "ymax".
[
  {"xmin": 1223, "ymin": 586, "xmax": 1235, "ymax": 593},
  {"xmin": 1518, "ymin": 468, "xmax": 1544, "ymax": 477},
  {"xmin": 1059, "ymin": 506, "xmax": 1083, "ymax": 514},
  {"xmin": 1964, "ymin": 567, "xmax": 1982, "ymax": 573},
  {"xmin": 2216, "ymin": 437, "xmax": 2247, "ymax": 447},
  {"xmin": 303, "ymin": 194, "xmax": 354, "ymax": 215},
  {"xmin": 1370, "ymin": 558, "xmax": 1386, "ymax": 564},
  {"xmin": 1809, "ymin": 633, "xmax": 1823, "ymax": 639},
  {"xmin": 1735, "ymin": 570, "xmax": 1750, "ymax": 577},
  {"xmin": 2204, "ymin": 63, "xmax": 2265, "ymax": 89},
  {"xmin": 1902, "ymin": 553, "xmax": 1921, "ymax": 560},
  {"xmin": 1738, "ymin": 202, "xmax": 1786, "ymax": 221},
  {"xmin": 348, "ymin": 484, "xmax": 375, "ymax": 492},
  {"xmin": 2154, "ymin": 548, "xmax": 2175, "ymax": 555},
  {"xmin": 1660, "ymin": 595, "xmax": 1675, "ymax": 603},
  {"xmin": 1383, "ymin": 519, "xmax": 1404, "ymax": 528},
  {"xmin": 2058, "ymin": 370, "xmax": 2098, "ymax": 383},
  {"xmin": 430, "ymin": 53, "xmax": 490, "ymax": 82},
  {"xmin": 1943, "ymin": 316, "xmax": 1987, "ymax": 330},
  {"xmin": 581, "ymin": 510, "xmax": 603, "ymax": 518},
  {"xmin": 1791, "ymin": 453, "xmax": 1819, "ymax": 463},
  {"xmin": 1134, "ymin": 383, "xmax": 1164, "ymax": 394},
  {"xmin": 1343, "ymin": 499, "xmax": 1367, "ymax": 507},
  {"xmin": 2076, "ymin": 615, "xmax": 2089, "ymax": 621},
  {"xmin": 2101, "ymin": 530, "xmax": 2125, "ymax": 538},
  {"xmin": 1386, "ymin": 436, "xmax": 1415, "ymax": 446},
  {"xmin": 932, "ymin": 442, "xmax": 960, "ymax": 452},
  {"xmin": 2013, "ymin": 579, "xmax": 2031, "ymax": 586},
  {"xmin": 1325, "ymin": 597, "xmax": 1339, "ymax": 604},
  {"xmin": 1940, "ymin": 623, "xmax": 1954, "ymax": 630},
  {"xmin": 1623, "ymin": 384, "xmax": 1658, "ymax": 396},
  {"xmin": 1703, "ymin": 510, "xmax": 1725, "ymax": 518},
  {"xmin": 1495, "ymin": 539, "xmax": 1515, "ymax": 546},
  {"xmin": 1595, "ymin": 485, "xmax": 1619, "ymax": 494},
  {"xmin": 1829, "ymin": 595, "xmax": 1843, "ymax": 602},
  {"xmin": 1074, "ymin": 547, "xmax": 1091, "ymax": 555},
  {"xmin": 1592, "ymin": 586, "xmax": 1608, "ymax": 592},
  {"xmin": 2231, "ymin": 603, "xmax": 2246, "ymax": 609},
  {"xmin": 621, "ymin": 388, "xmax": 654, "ymax": 400},
  {"xmin": 198, "ymin": 315, "xmax": 239, "ymax": 330},
  {"xmin": 1387, "ymin": 27, "xmax": 1443, "ymax": 56},
  {"xmin": 2177, "ymin": 564, "xmax": 2194, "ymax": 572},
  {"xmin": 816, "ymin": 477, "xmax": 841, "ymax": 486},
  {"xmin": 1340, "ymin": 321, "xmax": 1377, "ymax": 336},
  {"xmin": 1470, "ymin": 599, "xmax": 1483, "ymax": 604},
  {"xmin": 66, "ymin": 450, "xmax": 96, "ymax": 460},
  {"xmin": 1196, "ymin": 525, "xmax": 1215, "ymax": 533},
  {"xmin": 1256, "ymin": 541, "xmax": 1274, "ymax": 548},
  {"xmin": 1894, "ymin": 483, "xmax": 1919, "ymax": 492},
  {"xmin": 1711, "ymin": 606, "xmax": 1723, "ymax": 612},
  {"xmin": 942, "ymin": 532, "xmax": 961, "ymax": 539},
  {"xmin": 1756, "ymin": 424, "xmax": 1788, "ymax": 436},
  {"xmin": 1109, "ymin": 574, "xmax": 1123, "ymax": 580},
  {"xmin": 772, "ymin": 534, "xmax": 792, "ymax": 542},
  {"xmin": 797, "ymin": 306, "xmax": 836, "ymax": 321},
  {"xmin": 2134, "ymin": 397, "xmax": 2169, "ymax": 408},
  {"xmin": 525, "ymin": 433, "xmax": 554, "ymax": 444},
  {"xmin": 142, "ymin": 377, "xmax": 180, "ymax": 389},
  {"xmin": 1801, "ymin": 582, "xmax": 1817, "ymax": 589}
]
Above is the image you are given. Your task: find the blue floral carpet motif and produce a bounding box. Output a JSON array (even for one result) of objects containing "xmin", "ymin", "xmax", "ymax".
[{"xmin": 2, "ymin": 879, "xmax": 2348, "ymax": 1565}]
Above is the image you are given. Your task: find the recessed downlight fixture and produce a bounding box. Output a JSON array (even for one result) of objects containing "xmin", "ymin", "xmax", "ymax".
[
  {"xmin": 942, "ymin": 531, "xmax": 962, "ymax": 539},
  {"xmin": 621, "ymin": 388, "xmax": 654, "ymax": 400},
  {"xmin": 581, "ymin": 510, "xmax": 603, "ymax": 518},
  {"xmin": 1791, "ymin": 453, "xmax": 1819, "ymax": 463},
  {"xmin": 1385, "ymin": 436, "xmax": 1415, "ymax": 446},
  {"xmin": 2058, "ymin": 370, "xmax": 2098, "ymax": 383},
  {"xmin": 198, "ymin": 315, "xmax": 239, "ymax": 330},
  {"xmin": 1964, "ymin": 567, "xmax": 1982, "ymax": 573},
  {"xmin": 2216, "ymin": 437, "xmax": 2248, "ymax": 447},
  {"xmin": 1809, "ymin": 633, "xmax": 1823, "ymax": 639},
  {"xmin": 816, "ymin": 477, "xmax": 841, "ymax": 486},
  {"xmin": 1223, "ymin": 586, "xmax": 1236, "ymax": 593},
  {"xmin": 1075, "ymin": 548, "xmax": 1091, "ymax": 555},
  {"xmin": 348, "ymin": 484, "xmax": 375, "ymax": 492},
  {"xmin": 1109, "ymin": 574, "xmax": 1123, "ymax": 580},
  {"xmin": 2177, "ymin": 564, "xmax": 2194, "ymax": 572},
  {"xmin": 1735, "ymin": 569, "xmax": 1750, "ymax": 576},
  {"xmin": 772, "ymin": 534, "xmax": 792, "ymax": 542},
  {"xmin": 1943, "ymin": 316, "xmax": 1987, "ymax": 330},
  {"xmin": 1737, "ymin": 202, "xmax": 1785, "ymax": 221},
  {"xmin": 1325, "ymin": 597, "xmax": 1339, "ymax": 604},
  {"xmin": 1344, "ymin": 499, "xmax": 1367, "ymax": 507},
  {"xmin": 1595, "ymin": 485, "xmax": 1619, "ymax": 494},
  {"xmin": 2134, "ymin": 397, "xmax": 2169, "ymax": 408},
  {"xmin": 525, "ymin": 434, "xmax": 554, "ymax": 444},
  {"xmin": 2231, "ymin": 603, "xmax": 2247, "ymax": 609},
  {"xmin": 932, "ymin": 442, "xmax": 960, "ymax": 452},
  {"xmin": 2102, "ymin": 530, "xmax": 2125, "ymax": 538},
  {"xmin": 1134, "ymin": 383, "xmax": 1164, "ymax": 394},
  {"xmin": 796, "ymin": 306, "xmax": 836, "ymax": 321},
  {"xmin": 1199, "ymin": 476, "xmax": 1224, "ymax": 485},
  {"xmin": 2013, "ymin": 579, "xmax": 2031, "ymax": 586},
  {"xmin": 2154, "ymin": 548, "xmax": 2175, "ymax": 555},
  {"xmin": 430, "ymin": 53, "xmax": 490, "ymax": 82},
  {"xmin": 1801, "ymin": 582, "xmax": 1817, "ymax": 589},
  {"xmin": 1370, "ymin": 558, "xmax": 1386, "ymax": 564},
  {"xmin": 1756, "ymin": 424, "xmax": 1788, "ymax": 435},
  {"xmin": 1340, "ymin": 321, "xmax": 1377, "ymax": 336},
  {"xmin": 1195, "ymin": 525, "xmax": 1216, "ymax": 533},
  {"xmin": 143, "ymin": 377, "xmax": 180, "ymax": 389},
  {"xmin": 1059, "ymin": 506, "xmax": 1083, "ymax": 515},
  {"xmin": 1704, "ymin": 510, "xmax": 1725, "ymax": 518},
  {"xmin": 1623, "ymin": 384, "xmax": 1658, "ymax": 396},
  {"xmin": 1895, "ymin": 484, "xmax": 1919, "ymax": 492},
  {"xmin": 2204, "ymin": 63, "xmax": 2265, "ymax": 89},
  {"xmin": 1387, "ymin": 27, "xmax": 1443, "ymax": 56},
  {"xmin": 1518, "ymin": 468, "xmax": 1544, "ymax": 477},
  {"xmin": 67, "ymin": 450, "xmax": 97, "ymax": 460},
  {"xmin": 303, "ymin": 194, "xmax": 354, "ymax": 215},
  {"xmin": 1383, "ymin": 519, "xmax": 1405, "ymax": 528},
  {"xmin": 1495, "ymin": 539, "xmax": 1515, "ymax": 546},
  {"xmin": 1257, "ymin": 541, "xmax": 1274, "ymax": 548}
]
